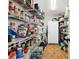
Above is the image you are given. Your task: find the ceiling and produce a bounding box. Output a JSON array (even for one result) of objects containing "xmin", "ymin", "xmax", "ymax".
[{"xmin": 38, "ymin": 0, "xmax": 68, "ymax": 17}]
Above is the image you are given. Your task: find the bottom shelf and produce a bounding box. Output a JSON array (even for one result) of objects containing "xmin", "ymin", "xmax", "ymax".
[
  {"xmin": 60, "ymin": 41, "xmax": 70, "ymax": 53},
  {"xmin": 8, "ymin": 38, "xmax": 44, "ymax": 59},
  {"xmin": 23, "ymin": 46, "xmax": 43, "ymax": 59}
]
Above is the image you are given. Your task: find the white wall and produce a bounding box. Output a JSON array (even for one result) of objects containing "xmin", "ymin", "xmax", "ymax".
[
  {"xmin": 33, "ymin": 0, "xmax": 38, "ymax": 4},
  {"xmin": 39, "ymin": 0, "xmax": 68, "ymax": 11},
  {"xmin": 56, "ymin": 0, "xmax": 68, "ymax": 11},
  {"xmin": 44, "ymin": 15, "xmax": 59, "ymax": 27},
  {"xmin": 44, "ymin": 17, "xmax": 52, "ymax": 27},
  {"xmin": 48, "ymin": 21, "xmax": 58, "ymax": 43},
  {"xmin": 38, "ymin": 0, "xmax": 50, "ymax": 11}
]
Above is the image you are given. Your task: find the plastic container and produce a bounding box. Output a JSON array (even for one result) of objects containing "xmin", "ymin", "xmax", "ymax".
[{"xmin": 16, "ymin": 48, "xmax": 23, "ymax": 59}]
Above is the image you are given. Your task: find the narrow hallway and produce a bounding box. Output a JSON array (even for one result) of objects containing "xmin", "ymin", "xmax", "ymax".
[{"xmin": 42, "ymin": 45, "xmax": 68, "ymax": 59}]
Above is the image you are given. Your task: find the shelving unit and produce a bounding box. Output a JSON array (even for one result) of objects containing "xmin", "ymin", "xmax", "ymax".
[
  {"xmin": 61, "ymin": 32, "xmax": 68, "ymax": 35},
  {"xmin": 8, "ymin": 37, "xmax": 29, "ymax": 46},
  {"xmin": 7, "ymin": 0, "xmax": 70, "ymax": 59},
  {"xmin": 13, "ymin": 0, "xmax": 32, "ymax": 9},
  {"xmin": 13, "ymin": 0, "xmax": 44, "ymax": 19},
  {"xmin": 59, "ymin": 24, "xmax": 68, "ymax": 28},
  {"xmin": 58, "ymin": 6, "xmax": 69, "ymax": 53},
  {"xmin": 22, "ymin": 39, "xmax": 44, "ymax": 59},
  {"xmin": 8, "ymin": 0, "xmax": 45, "ymax": 59},
  {"xmin": 27, "ymin": 9, "xmax": 44, "ymax": 19},
  {"xmin": 8, "ymin": 14, "xmax": 27, "ymax": 23}
]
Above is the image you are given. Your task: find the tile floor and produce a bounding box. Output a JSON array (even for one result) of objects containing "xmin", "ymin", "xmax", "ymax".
[{"xmin": 42, "ymin": 45, "xmax": 68, "ymax": 59}]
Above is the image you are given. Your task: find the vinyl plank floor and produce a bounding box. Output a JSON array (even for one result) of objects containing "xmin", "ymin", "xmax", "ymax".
[{"xmin": 42, "ymin": 45, "xmax": 68, "ymax": 59}]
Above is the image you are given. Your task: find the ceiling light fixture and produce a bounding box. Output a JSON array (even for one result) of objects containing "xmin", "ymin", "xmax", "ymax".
[{"xmin": 51, "ymin": 0, "xmax": 56, "ymax": 10}]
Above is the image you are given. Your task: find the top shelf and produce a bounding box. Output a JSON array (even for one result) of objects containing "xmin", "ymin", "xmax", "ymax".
[
  {"xmin": 13, "ymin": 0, "xmax": 32, "ymax": 9},
  {"xmin": 26, "ymin": 9, "xmax": 44, "ymax": 19}
]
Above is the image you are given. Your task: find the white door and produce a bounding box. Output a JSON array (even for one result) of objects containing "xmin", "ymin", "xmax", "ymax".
[{"xmin": 48, "ymin": 21, "xmax": 58, "ymax": 44}]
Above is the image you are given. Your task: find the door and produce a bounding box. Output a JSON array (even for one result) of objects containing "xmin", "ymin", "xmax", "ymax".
[{"xmin": 48, "ymin": 21, "xmax": 58, "ymax": 44}]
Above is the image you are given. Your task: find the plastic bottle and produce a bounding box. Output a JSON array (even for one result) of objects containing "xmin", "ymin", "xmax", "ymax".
[{"xmin": 16, "ymin": 43, "xmax": 23, "ymax": 59}]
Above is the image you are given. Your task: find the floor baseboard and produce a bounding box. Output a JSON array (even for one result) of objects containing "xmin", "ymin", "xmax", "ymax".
[{"xmin": 48, "ymin": 43, "xmax": 58, "ymax": 45}]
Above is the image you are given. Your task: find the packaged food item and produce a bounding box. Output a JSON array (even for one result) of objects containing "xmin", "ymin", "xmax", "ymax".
[
  {"xmin": 11, "ymin": 47, "xmax": 16, "ymax": 59},
  {"xmin": 16, "ymin": 8, "xmax": 21, "ymax": 18},
  {"xmin": 20, "ymin": 10, "xmax": 24, "ymax": 19},
  {"xmin": 23, "ymin": 44, "xmax": 29, "ymax": 53},
  {"xmin": 14, "ymin": 7, "xmax": 21, "ymax": 18},
  {"xmin": 12, "ymin": 35, "xmax": 16, "ymax": 41},
  {"xmin": 8, "ymin": 22, "xmax": 17, "ymax": 42},
  {"xmin": 8, "ymin": 35, "xmax": 12, "ymax": 42},
  {"xmin": 20, "ymin": 10, "xmax": 24, "ymax": 16},
  {"xmin": 9, "ymin": 1, "xmax": 15, "ymax": 15},
  {"xmin": 10, "ymin": 22, "xmax": 17, "ymax": 32},
  {"xmin": 17, "ymin": 8, "xmax": 21, "ymax": 17},
  {"xmin": 8, "ymin": 46, "xmax": 17, "ymax": 59},
  {"xmin": 8, "ymin": 47, "xmax": 12, "ymax": 59},
  {"xmin": 16, "ymin": 48, "xmax": 23, "ymax": 59},
  {"xmin": 14, "ymin": 7, "xmax": 18, "ymax": 17},
  {"xmin": 8, "ymin": 26, "xmax": 12, "ymax": 42},
  {"xmin": 17, "ymin": 24, "xmax": 27, "ymax": 38}
]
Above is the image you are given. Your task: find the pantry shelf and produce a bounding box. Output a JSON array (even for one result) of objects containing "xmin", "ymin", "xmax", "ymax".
[
  {"xmin": 30, "ymin": 22, "xmax": 38, "ymax": 25},
  {"xmin": 22, "ymin": 40, "xmax": 43, "ymax": 59},
  {"xmin": 59, "ymin": 19, "xmax": 64, "ymax": 22},
  {"xmin": 60, "ymin": 25, "xmax": 68, "ymax": 28},
  {"xmin": 21, "ymin": 39, "xmax": 44, "ymax": 59},
  {"xmin": 31, "ymin": 39, "xmax": 44, "ymax": 50},
  {"xmin": 8, "ymin": 14, "xmax": 27, "ymax": 23},
  {"xmin": 13, "ymin": 0, "xmax": 26, "ymax": 9},
  {"xmin": 26, "ymin": 9, "xmax": 44, "ymax": 19},
  {"xmin": 8, "ymin": 37, "xmax": 29, "ymax": 46},
  {"xmin": 13, "ymin": 0, "xmax": 32, "ymax": 9},
  {"xmin": 65, "ymin": 36, "xmax": 69, "ymax": 39},
  {"xmin": 61, "ymin": 32, "xmax": 68, "ymax": 34},
  {"xmin": 8, "ymin": 15, "xmax": 27, "ymax": 23}
]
